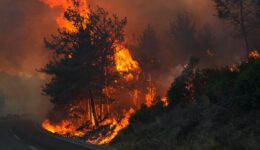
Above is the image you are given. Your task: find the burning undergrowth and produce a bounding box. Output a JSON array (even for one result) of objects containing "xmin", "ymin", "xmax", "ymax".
[{"xmin": 40, "ymin": 0, "xmax": 168, "ymax": 145}]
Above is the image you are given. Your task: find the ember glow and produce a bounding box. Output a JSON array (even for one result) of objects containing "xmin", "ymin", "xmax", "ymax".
[
  {"xmin": 161, "ymin": 97, "xmax": 169, "ymax": 107},
  {"xmin": 145, "ymin": 75, "xmax": 156, "ymax": 107}
]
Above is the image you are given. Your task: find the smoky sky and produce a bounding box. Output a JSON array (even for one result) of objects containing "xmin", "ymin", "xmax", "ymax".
[
  {"xmin": 90, "ymin": 0, "xmax": 217, "ymax": 41},
  {"xmin": 0, "ymin": 0, "xmax": 57, "ymax": 117},
  {"xmin": 0, "ymin": 0, "xmax": 257, "ymax": 115},
  {"xmin": 0, "ymin": 0, "xmax": 59, "ymax": 74},
  {"xmin": 0, "ymin": 0, "xmax": 248, "ymax": 74}
]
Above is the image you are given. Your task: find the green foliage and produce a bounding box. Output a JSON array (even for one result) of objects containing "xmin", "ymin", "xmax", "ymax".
[
  {"xmin": 41, "ymin": 5, "xmax": 127, "ymax": 106},
  {"xmin": 168, "ymin": 56, "xmax": 260, "ymax": 109},
  {"xmin": 167, "ymin": 57, "xmax": 199, "ymax": 106},
  {"xmin": 202, "ymin": 67, "xmax": 238, "ymax": 105},
  {"xmin": 235, "ymin": 58, "xmax": 260, "ymax": 109},
  {"xmin": 130, "ymin": 100, "xmax": 165, "ymax": 124}
]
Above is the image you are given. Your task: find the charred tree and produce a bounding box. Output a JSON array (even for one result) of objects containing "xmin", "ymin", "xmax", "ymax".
[
  {"xmin": 89, "ymin": 90, "xmax": 99, "ymax": 127},
  {"xmin": 136, "ymin": 25, "xmax": 161, "ymax": 77},
  {"xmin": 239, "ymin": 0, "xmax": 250, "ymax": 51},
  {"xmin": 213, "ymin": 0, "xmax": 260, "ymax": 53},
  {"xmin": 169, "ymin": 12, "xmax": 201, "ymax": 61}
]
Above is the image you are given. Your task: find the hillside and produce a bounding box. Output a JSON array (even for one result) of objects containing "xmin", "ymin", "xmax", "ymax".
[{"xmin": 110, "ymin": 53, "xmax": 260, "ymax": 150}]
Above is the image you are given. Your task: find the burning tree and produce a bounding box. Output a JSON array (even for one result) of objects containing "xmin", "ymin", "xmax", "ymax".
[
  {"xmin": 40, "ymin": 0, "xmax": 157, "ymax": 144},
  {"xmin": 41, "ymin": 3, "xmax": 127, "ymax": 125},
  {"xmin": 40, "ymin": 0, "xmax": 169, "ymax": 144}
]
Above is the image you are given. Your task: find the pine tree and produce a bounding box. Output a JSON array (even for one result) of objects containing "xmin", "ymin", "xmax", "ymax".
[{"xmin": 41, "ymin": 4, "xmax": 127, "ymax": 126}]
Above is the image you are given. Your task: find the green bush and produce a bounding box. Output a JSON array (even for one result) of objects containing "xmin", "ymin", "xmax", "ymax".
[
  {"xmin": 167, "ymin": 57, "xmax": 200, "ymax": 107},
  {"xmin": 130, "ymin": 101, "xmax": 165, "ymax": 124},
  {"xmin": 234, "ymin": 59, "xmax": 260, "ymax": 109},
  {"xmin": 168, "ymin": 57, "xmax": 260, "ymax": 110}
]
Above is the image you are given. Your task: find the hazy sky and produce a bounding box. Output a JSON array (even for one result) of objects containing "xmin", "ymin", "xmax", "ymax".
[
  {"xmin": 0, "ymin": 0, "xmax": 247, "ymax": 116},
  {"xmin": 0, "ymin": 0, "xmax": 218, "ymax": 75}
]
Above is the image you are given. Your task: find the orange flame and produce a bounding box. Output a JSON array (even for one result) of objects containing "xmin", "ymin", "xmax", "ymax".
[
  {"xmin": 145, "ymin": 86, "xmax": 156, "ymax": 107},
  {"xmin": 41, "ymin": 0, "xmax": 89, "ymax": 32},
  {"xmin": 42, "ymin": 119, "xmax": 85, "ymax": 136},
  {"xmin": 229, "ymin": 64, "xmax": 239, "ymax": 72},
  {"xmin": 144, "ymin": 75, "xmax": 156, "ymax": 107},
  {"xmin": 96, "ymin": 108, "xmax": 135, "ymax": 144},
  {"xmin": 249, "ymin": 50, "xmax": 260, "ymax": 59},
  {"xmin": 114, "ymin": 44, "xmax": 141, "ymax": 81},
  {"xmin": 161, "ymin": 97, "xmax": 169, "ymax": 107}
]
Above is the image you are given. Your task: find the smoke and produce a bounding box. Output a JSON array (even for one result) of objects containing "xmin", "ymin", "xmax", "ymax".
[
  {"xmin": 0, "ymin": 0, "xmax": 57, "ymax": 118},
  {"xmin": 0, "ymin": 0, "xmax": 258, "ymax": 116},
  {"xmin": 0, "ymin": 72, "xmax": 52, "ymax": 119},
  {"xmin": 88, "ymin": 0, "xmax": 249, "ymax": 94},
  {"xmin": 90, "ymin": 0, "xmax": 214, "ymax": 34},
  {"xmin": 0, "ymin": 0, "xmax": 58, "ymax": 74}
]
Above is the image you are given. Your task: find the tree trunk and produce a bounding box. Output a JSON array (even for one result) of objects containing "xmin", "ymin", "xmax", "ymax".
[
  {"xmin": 239, "ymin": 0, "xmax": 250, "ymax": 53},
  {"xmin": 106, "ymin": 98, "xmax": 110, "ymax": 115},
  {"xmin": 100, "ymin": 96, "xmax": 103, "ymax": 120},
  {"xmin": 89, "ymin": 89, "xmax": 99, "ymax": 127}
]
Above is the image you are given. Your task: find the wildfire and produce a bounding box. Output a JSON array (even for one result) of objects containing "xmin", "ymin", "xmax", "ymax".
[
  {"xmin": 130, "ymin": 89, "xmax": 140, "ymax": 107},
  {"xmin": 229, "ymin": 64, "xmax": 239, "ymax": 72},
  {"xmin": 41, "ymin": 0, "xmax": 89, "ymax": 32},
  {"xmin": 114, "ymin": 44, "xmax": 141, "ymax": 81},
  {"xmin": 145, "ymin": 85, "xmax": 156, "ymax": 107},
  {"xmin": 40, "ymin": 0, "xmax": 164, "ymax": 145},
  {"xmin": 96, "ymin": 108, "xmax": 135, "ymax": 144},
  {"xmin": 42, "ymin": 107, "xmax": 135, "ymax": 144},
  {"xmin": 42, "ymin": 119, "xmax": 85, "ymax": 136},
  {"xmin": 161, "ymin": 97, "xmax": 169, "ymax": 107},
  {"xmin": 249, "ymin": 50, "xmax": 260, "ymax": 59}
]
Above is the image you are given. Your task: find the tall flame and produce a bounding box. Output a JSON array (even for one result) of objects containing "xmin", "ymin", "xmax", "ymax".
[
  {"xmin": 114, "ymin": 44, "xmax": 141, "ymax": 81},
  {"xmin": 41, "ymin": 0, "xmax": 89, "ymax": 32}
]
